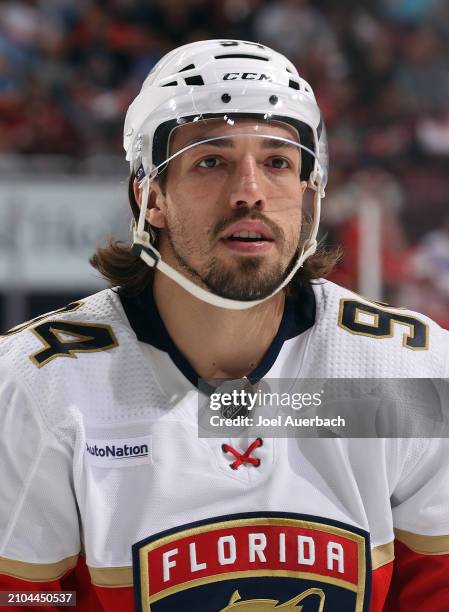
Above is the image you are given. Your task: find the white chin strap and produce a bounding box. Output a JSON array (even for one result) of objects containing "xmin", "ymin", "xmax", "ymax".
[{"xmin": 132, "ymin": 175, "xmax": 322, "ymax": 311}]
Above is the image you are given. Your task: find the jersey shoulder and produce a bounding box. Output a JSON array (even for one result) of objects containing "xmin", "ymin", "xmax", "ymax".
[
  {"xmin": 310, "ymin": 280, "xmax": 449, "ymax": 377},
  {"xmin": 0, "ymin": 287, "xmax": 125, "ymax": 363},
  {"xmin": 0, "ymin": 288, "xmax": 140, "ymax": 429},
  {"xmin": 0, "ymin": 287, "xmax": 169, "ymax": 435}
]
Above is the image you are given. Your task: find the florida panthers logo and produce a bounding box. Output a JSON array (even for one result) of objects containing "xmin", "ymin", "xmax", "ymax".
[
  {"xmin": 132, "ymin": 512, "xmax": 371, "ymax": 612},
  {"xmin": 221, "ymin": 588, "xmax": 325, "ymax": 611}
]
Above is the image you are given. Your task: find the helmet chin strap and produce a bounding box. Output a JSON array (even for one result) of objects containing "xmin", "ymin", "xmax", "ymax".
[{"xmin": 132, "ymin": 175, "xmax": 322, "ymax": 311}]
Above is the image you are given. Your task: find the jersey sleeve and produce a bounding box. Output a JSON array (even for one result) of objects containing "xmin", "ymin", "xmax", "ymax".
[
  {"xmin": 384, "ymin": 435, "xmax": 449, "ymax": 610},
  {"xmin": 0, "ymin": 356, "xmax": 81, "ymax": 608}
]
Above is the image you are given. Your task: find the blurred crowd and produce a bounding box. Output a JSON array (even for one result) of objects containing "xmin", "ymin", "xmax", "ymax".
[{"xmin": 1, "ymin": 0, "xmax": 448, "ymax": 325}]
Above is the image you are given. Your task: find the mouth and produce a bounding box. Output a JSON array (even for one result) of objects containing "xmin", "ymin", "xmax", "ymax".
[{"xmin": 220, "ymin": 222, "xmax": 274, "ymax": 254}]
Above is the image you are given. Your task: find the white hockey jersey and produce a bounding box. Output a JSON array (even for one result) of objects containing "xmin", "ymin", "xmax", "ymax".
[{"xmin": 0, "ymin": 280, "xmax": 448, "ymax": 612}]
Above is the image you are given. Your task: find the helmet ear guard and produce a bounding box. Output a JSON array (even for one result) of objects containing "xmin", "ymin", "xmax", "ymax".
[{"xmin": 124, "ymin": 39, "xmax": 328, "ymax": 310}]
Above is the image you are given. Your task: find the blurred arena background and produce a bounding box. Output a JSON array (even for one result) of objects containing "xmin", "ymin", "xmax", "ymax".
[{"xmin": 1, "ymin": 0, "xmax": 448, "ymax": 332}]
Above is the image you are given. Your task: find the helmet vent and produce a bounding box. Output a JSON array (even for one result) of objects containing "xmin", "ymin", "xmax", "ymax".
[
  {"xmin": 289, "ymin": 79, "xmax": 300, "ymax": 90},
  {"xmin": 215, "ymin": 53, "xmax": 269, "ymax": 61},
  {"xmin": 179, "ymin": 63, "xmax": 195, "ymax": 72},
  {"xmin": 184, "ymin": 75, "xmax": 204, "ymax": 85},
  {"xmin": 161, "ymin": 81, "xmax": 178, "ymax": 87}
]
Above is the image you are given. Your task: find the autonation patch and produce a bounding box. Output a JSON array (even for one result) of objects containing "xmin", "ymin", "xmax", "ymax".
[{"xmin": 85, "ymin": 435, "xmax": 152, "ymax": 468}]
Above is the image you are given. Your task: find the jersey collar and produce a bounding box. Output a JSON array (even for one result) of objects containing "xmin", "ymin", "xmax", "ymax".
[{"xmin": 119, "ymin": 282, "xmax": 316, "ymax": 387}]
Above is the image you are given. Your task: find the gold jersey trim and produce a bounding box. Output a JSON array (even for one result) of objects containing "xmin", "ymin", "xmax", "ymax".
[
  {"xmin": 88, "ymin": 565, "xmax": 133, "ymax": 587},
  {"xmin": 394, "ymin": 529, "xmax": 449, "ymax": 555},
  {"xmin": 371, "ymin": 542, "xmax": 394, "ymax": 569},
  {"xmin": 0, "ymin": 555, "xmax": 78, "ymax": 581}
]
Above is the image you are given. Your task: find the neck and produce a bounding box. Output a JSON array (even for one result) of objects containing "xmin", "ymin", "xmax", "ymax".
[{"xmin": 153, "ymin": 270, "xmax": 286, "ymax": 380}]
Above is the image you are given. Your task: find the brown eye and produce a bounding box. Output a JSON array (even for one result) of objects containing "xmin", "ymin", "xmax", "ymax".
[
  {"xmin": 198, "ymin": 157, "xmax": 221, "ymax": 168},
  {"xmin": 269, "ymin": 157, "xmax": 289, "ymax": 169}
]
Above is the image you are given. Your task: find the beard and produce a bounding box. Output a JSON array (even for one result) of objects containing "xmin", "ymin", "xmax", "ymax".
[
  {"xmin": 200, "ymin": 251, "xmax": 300, "ymax": 300},
  {"xmin": 165, "ymin": 211, "xmax": 301, "ymax": 301}
]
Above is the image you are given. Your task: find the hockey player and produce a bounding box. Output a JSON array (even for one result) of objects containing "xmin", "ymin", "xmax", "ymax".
[{"xmin": 1, "ymin": 40, "xmax": 448, "ymax": 612}]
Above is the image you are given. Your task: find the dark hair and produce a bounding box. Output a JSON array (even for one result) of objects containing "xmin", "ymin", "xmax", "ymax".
[{"xmin": 90, "ymin": 173, "xmax": 341, "ymax": 296}]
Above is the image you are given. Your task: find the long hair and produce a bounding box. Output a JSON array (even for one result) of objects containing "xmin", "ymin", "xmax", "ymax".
[{"xmin": 90, "ymin": 173, "xmax": 341, "ymax": 296}]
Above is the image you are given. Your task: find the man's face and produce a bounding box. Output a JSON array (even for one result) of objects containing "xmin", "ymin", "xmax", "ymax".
[{"xmin": 147, "ymin": 119, "xmax": 308, "ymax": 300}]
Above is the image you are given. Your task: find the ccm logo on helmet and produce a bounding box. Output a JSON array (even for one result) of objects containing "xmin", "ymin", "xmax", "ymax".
[{"xmin": 223, "ymin": 72, "xmax": 272, "ymax": 81}]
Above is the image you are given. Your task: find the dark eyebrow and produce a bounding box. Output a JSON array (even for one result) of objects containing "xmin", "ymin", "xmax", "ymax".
[
  {"xmin": 182, "ymin": 136, "xmax": 300, "ymax": 151},
  {"xmin": 184, "ymin": 136, "xmax": 235, "ymax": 148},
  {"xmin": 260, "ymin": 137, "xmax": 300, "ymax": 151}
]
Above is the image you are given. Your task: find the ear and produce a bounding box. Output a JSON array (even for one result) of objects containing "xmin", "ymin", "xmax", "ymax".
[
  {"xmin": 133, "ymin": 178, "xmax": 167, "ymax": 229},
  {"xmin": 300, "ymin": 180, "xmax": 308, "ymax": 194}
]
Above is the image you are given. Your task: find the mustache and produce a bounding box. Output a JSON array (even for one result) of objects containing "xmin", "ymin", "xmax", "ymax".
[{"xmin": 211, "ymin": 210, "xmax": 285, "ymax": 242}]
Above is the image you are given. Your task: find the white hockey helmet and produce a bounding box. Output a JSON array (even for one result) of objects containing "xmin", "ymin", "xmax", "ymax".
[{"xmin": 124, "ymin": 39, "xmax": 328, "ymax": 310}]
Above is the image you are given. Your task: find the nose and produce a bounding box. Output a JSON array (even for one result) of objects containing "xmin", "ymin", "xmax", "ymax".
[{"xmin": 228, "ymin": 154, "xmax": 267, "ymax": 212}]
